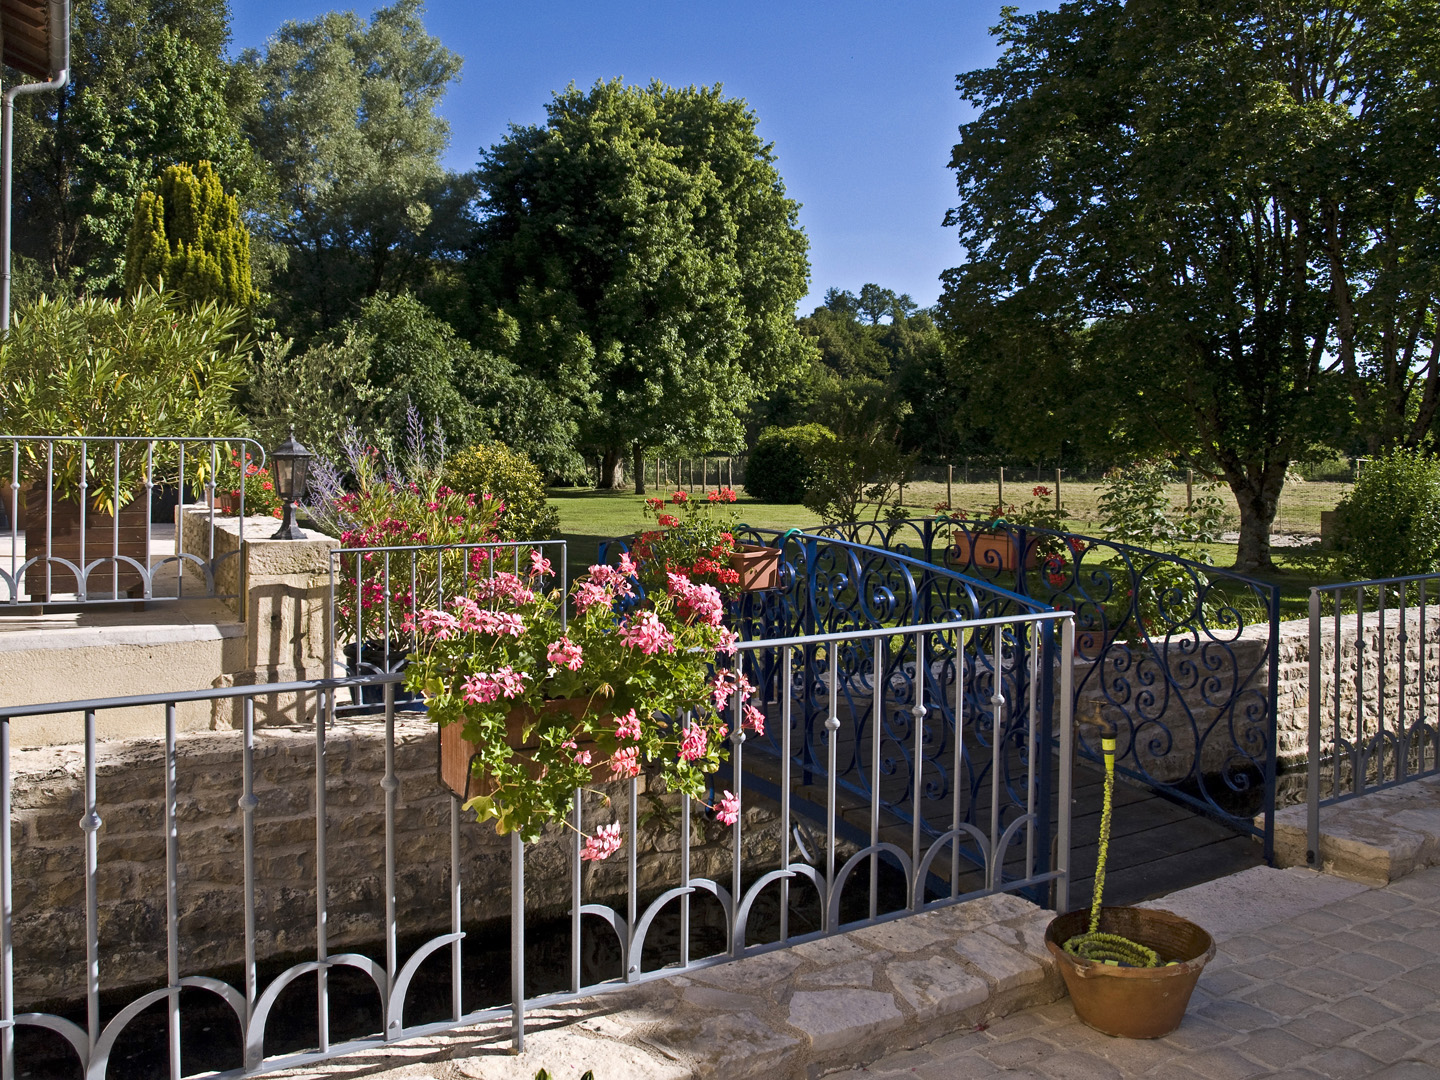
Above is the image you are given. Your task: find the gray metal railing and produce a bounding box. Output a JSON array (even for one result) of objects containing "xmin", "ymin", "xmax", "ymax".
[
  {"xmin": 1, "ymin": 435, "xmax": 268, "ymax": 606},
  {"xmin": 0, "ymin": 609, "xmax": 1073, "ymax": 1079},
  {"xmin": 1306, "ymin": 574, "xmax": 1440, "ymax": 863}
]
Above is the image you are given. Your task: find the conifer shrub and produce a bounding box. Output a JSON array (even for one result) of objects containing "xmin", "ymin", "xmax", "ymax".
[
  {"xmin": 124, "ymin": 161, "xmax": 256, "ymax": 310},
  {"xmin": 443, "ymin": 443, "xmax": 560, "ymax": 541}
]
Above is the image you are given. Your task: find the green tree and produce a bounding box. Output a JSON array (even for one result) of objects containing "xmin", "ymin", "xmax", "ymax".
[
  {"xmin": 124, "ymin": 161, "xmax": 256, "ymax": 309},
  {"xmin": 472, "ymin": 79, "xmax": 813, "ymax": 492},
  {"xmin": 9, "ymin": 7, "xmax": 256, "ymax": 291},
  {"xmin": 240, "ymin": 0, "xmax": 468, "ymax": 339},
  {"xmin": 939, "ymin": 0, "xmax": 1386, "ymax": 571}
]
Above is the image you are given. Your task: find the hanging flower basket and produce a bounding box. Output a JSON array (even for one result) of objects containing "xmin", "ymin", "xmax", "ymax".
[
  {"xmin": 438, "ymin": 698, "xmax": 597, "ymax": 800},
  {"xmin": 729, "ymin": 544, "xmax": 781, "ymax": 591},
  {"xmin": 952, "ymin": 530, "xmax": 1038, "ymax": 571}
]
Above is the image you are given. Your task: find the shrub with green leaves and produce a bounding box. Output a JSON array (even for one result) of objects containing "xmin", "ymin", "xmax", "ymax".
[
  {"xmin": 1097, "ymin": 460, "xmax": 1225, "ymax": 562},
  {"xmin": 1329, "ymin": 448, "xmax": 1440, "ymax": 580},
  {"xmin": 744, "ymin": 423, "xmax": 834, "ymax": 502},
  {"xmin": 443, "ymin": 442, "xmax": 560, "ymax": 541}
]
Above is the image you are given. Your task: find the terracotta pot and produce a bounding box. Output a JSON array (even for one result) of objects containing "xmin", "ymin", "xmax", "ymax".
[
  {"xmin": 730, "ymin": 543, "xmax": 781, "ymax": 591},
  {"xmin": 952, "ymin": 531, "xmax": 1037, "ymax": 571},
  {"xmin": 1044, "ymin": 906, "xmax": 1215, "ymax": 1039},
  {"xmin": 1075, "ymin": 629, "xmax": 1120, "ymax": 660},
  {"xmin": 20, "ymin": 482, "xmax": 149, "ymax": 599},
  {"xmin": 438, "ymin": 697, "xmax": 598, "ymax": 801},
  {"xmin": 218, "ymin": 491, "xmax": 242, "ymax": 515}
]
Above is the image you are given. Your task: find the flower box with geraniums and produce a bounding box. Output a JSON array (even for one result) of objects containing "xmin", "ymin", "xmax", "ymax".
[
  {"xmin": 404, "ymin": 549, "xmax": 764, "ymax": 853},
  {"xmin": 633, "ymin": 487, "xmax": 779, "ymax": 596},
  {"xmin": 949, "ymin": 485, "xmax": 1071, "ymax": 572},
  {"xmin": 213, "ymin": 450, "xmax": 284, "ymax": 518}
]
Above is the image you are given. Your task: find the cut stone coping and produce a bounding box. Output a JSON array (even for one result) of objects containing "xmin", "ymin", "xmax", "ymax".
[
  {"xmin": 268, "ymin": 890, "xmax": 1066, "ymax": 1079},
  {"xmin": 1272, "ymin": 774, "xmax": 1440, "ymax": 885}
]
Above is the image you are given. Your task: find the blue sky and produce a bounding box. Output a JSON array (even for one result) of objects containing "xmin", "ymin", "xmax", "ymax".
[{"xmin": 230, "ymin": 1, "xmax": 1042, "ymax": 314}]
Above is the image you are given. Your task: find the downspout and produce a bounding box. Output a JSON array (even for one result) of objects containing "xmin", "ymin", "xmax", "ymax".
[{"xmin": 1, "ymin": 0, "xmax": 71, "ymax": 330}]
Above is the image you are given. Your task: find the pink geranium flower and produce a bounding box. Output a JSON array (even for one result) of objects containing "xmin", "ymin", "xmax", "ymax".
[
  {"xmin": 547, "ymin": 637, "xmax": 584, "ymax": 671},
  {"xmin": 609, "ymin": 745, "xmax": 640, "ymax": 778},
  {"xmin": 613, "ymin": 709, "xmax": 642, "ymax": 740},
  {"xmin": 679, "ymin": 726, "xmax": 708, "ymax": 762},
  {"xmin": 620, "ymin": 610, "xmax": 675, "ymax": 655},
  {"xmin": 715, "ymin": 789, "xmax": 740, "ymax": 825},
  {"xmin": 581, "ymin": 823, "xmax": 623, "ymax": 861}
]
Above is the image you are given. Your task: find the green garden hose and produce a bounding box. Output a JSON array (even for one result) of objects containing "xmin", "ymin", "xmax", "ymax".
[{"xmin": 1063, "ymin": 730, "xmax": 1162, "ymax": 968}]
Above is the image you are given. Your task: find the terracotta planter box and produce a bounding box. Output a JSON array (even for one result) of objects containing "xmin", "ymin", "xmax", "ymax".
[
  {"xmin": 1075, "ymin": 628, "xmax": 1121, "ymax": 660},
  {"xmin": 439, "ymin": 697, "xmax": 598, "ymax": 801},
  {"xmin": 729, "ymin": 544, "xmax": 781, "ymax": 591},
  {"xmin": 21, "ymin": 482, "xmax": 149, "ymax": 599},
  {"xmin": 952, "ymin": 531, "xmax": 1037, "ymax": 571}
]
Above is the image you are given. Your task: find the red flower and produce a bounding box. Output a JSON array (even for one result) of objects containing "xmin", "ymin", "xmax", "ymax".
[
  {"xmin": 671, "ymin": 490, "xmax": 689, "ymax": 504},
  {"xmin": 657, "ymin": 514, "xmax": 680, "ymax": 528},
  {"xmin": 1033, "ymin": 485, "xmax": 1051, "ymax": 498}
]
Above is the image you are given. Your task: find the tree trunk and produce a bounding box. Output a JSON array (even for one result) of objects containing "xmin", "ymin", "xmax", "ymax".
[
  {"xmin": 632, "ymin": 443, "xmax": 646, "ymax": 495},
  {"xmin": 598, "ymin": 448, "xmax": 625, "ymax": 490},
  {"xmin": 1223, "ymin": 459, "xmax": 1288, "ymax": 574}
]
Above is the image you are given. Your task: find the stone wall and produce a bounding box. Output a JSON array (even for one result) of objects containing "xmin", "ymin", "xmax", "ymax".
[
  {"xmin": 1072, "ymin": 604, "xmax": 1440, "ymax": 782},
  {"xmin": 10, "ymin": 712, "xmax": 782, "ymax": 1007}
]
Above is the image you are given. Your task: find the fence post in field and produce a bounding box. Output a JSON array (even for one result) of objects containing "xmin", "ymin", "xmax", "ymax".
[
  {"xmin": 998, "ymin": 466, "xmax": 1005, "ymax": 508},
  {"xmin": 965, "ymin": 456, "xmax": 970, "ymax": 484},
  {"xmin": 728, "ymin": 457, "xmax": 733, "ymax": 488},
  {"xmin": 1187, "ymin": 468, "xmax": 1194, "ymax": 509},
  {"xmin": 1055, "ymin": 468, "xmax": 1062, "ymax": 513},
  {"xmin": 947, "ymin": 465, "xmax": 953, "ymax": 511}
]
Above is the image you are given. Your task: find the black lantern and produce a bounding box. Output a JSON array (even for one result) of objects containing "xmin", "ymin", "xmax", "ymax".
[{"xmin": 270, "ymin": 429, "xmax": 314, "ymax": 540}]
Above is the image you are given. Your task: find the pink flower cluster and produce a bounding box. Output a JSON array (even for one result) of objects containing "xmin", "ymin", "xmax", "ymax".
[
  {"xmin": 460, "ymin": 666, "xmax": 529, "ymax": 704},
  {"xmin": 620, "ymin": 610, "xmax": 675, "ymax": 655},
  {"xmin": 609, "ymin": 745, "xmax": 640, "ymax": 779},
  {"xmin": 418, "ymin": 609, "xmax": 459, "ymax": 639},
  {"xmin": 613, "ymin": 709, "xmax": 642, "ymax": 740},
  {"xmin": 715, "ymin": 789, "xmax": 740, "ymax": 825},
  {"xmin": 472, "ymin": 572, "xmax": 535, "ymax": 606},
  {"xmin": 529, "ymin": 550, "xmax": 552, "ymax": 578},
  {"xmin": 709, "ymin": 668, "xmax": 755, "ymax": 711},
  {"xmin": 581, "ymin": 822, "xmax": 623, "ymax": 861},
  {"xmin": 678, "ymin": 726, "xmax": 708, "ymax": 762},
  {"xmin": 561, "ymin": 738, "xmax": 592, "ymax": 766},
  {"xmin": 547, "ymin": 636, "xmax": 584, "ymax": 670},
  {"xmin": 667, "ymin": 572, "xmax": 724, "ymax": 628},
  {"xmin": 573, "ymin": 562, "xmax": 636, "ymax": 615}
]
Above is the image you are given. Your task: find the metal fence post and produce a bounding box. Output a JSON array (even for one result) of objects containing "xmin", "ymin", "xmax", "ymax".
[{"xmin": 1307, "ymin": 587, "xmax": 1321, "ymax": 866}]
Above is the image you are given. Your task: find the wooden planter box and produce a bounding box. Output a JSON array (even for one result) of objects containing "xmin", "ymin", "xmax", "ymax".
[
  {"xmin": 952, "ymin": 531, "xmax": 1038, "ymax": 572},
  {"xmin": 439, "ymin": 697, "xmax": 598, "ymax": 801},
  {"xmin": 729, "ymin": 544, "xmax": 781, "ymax": 591},
  {"xmin": 21, "ymin": 482, "xmax": 149, "ymax": 599}
]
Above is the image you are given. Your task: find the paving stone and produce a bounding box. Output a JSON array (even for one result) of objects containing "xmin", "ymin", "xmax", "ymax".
[
  {"xmin": 1398, "ymin": 1010, "xmax": 1440, "ymax": 1041},
  {"xmin": 861, "ymin": 1047, "xmax": 933, "ymax": 1072},
  {"xmin": 1315, "ymin": 930, "xmax": 1376, "ymax": 954},
  {"xmin": 673, "ymin": 1010, "xmax": 804, "ymax": 1080},
  {"xmin": 1194, "ymin": 998, "xmax": 1278, "ymax": 1033},
  {"xmin": 921, "ymin": 1026, "xmax": 995, "ymax": 1058},
  {"xmin": 1401, "ymin": 965, "xmax": 1440, "ymax": 991},
  {"xmin": 1198, "ymin": 968, "xmax": 1257, "ymax": 996},
  {"xmin": 887, "ymin": 955, "xmax": 989, "ymax": 1022},
  {"xmin": 1292, "ymin": 910, "xmax": 1350, "ymax": 933},
  {"xmin": 1237, "ymin": 981, "xmax": 1322, "ymax": 1017},
  {"xmin": 1373, "ymin": 977, "xmax": 1440, "ymax": 1011},
  {"xmin": 1255, "ymin": 924, "xmax": 1315, "ymax": 947},
  {"xmin": 1030, "ymin": 1049, "xmax": 1121, "ymax": 1080},
  {"xmin": 1234, "ymin": 955, "xmax": 1298, "ymax": 979},
  {"xmin": 914, "ymin": 1057, "xmax": 1009, "ymax": 1080},
  {"xmin": 1305, "ymin": 1047, "xmax": 1386, "ymax": 1080},
  {"xmin": 1401, "ymin": 928, "xmax": 1440, "ymax": 951},
  {"xmin": 1162, "ymin": 1015, "xmax": 1239, "ymax": 1052},
  {"xmin": 788, "ymin": 934, "xmax": 873, "ymax": 966},
  {"xmin": 796, "ymin": 960, "xmax": 875, "ymax": 989},
  {"xmin": 1081, "ymin": 1035, "xmax": 1182, "ymax": 1072},
  {"xmin": 981, "ymin": 915, "xmax": 1058, "ymax": 975},
  {"xmin": 953, "ymin": 929, "xmax": 1046, "ymax": 992},
  {"xmin": 1170, "ymin": 1047, "xmax": 1268, "ymax": 1080},
  {"xmin": 1366, "ymin": 940, "xmax": 1432, "ymax": 970},
  {"xmin": 1282, "ymin": 965, "xmax": 1359, "ymax": 1000},
  {"xmin": 979, "ymin": 1035, "xmax": 1056, "ymax": 1069},
  {"xmin": 1368, "ymin": 1064, "xmax": 1440, "ymax": 1080},
  {"xmin": 1219, "ymin": 935, "xmax": 1274, "ymax": 961},
  {"xmin": 1327, "ymin": 993, "xmax": 1401, "ymax": 1027},
  {"xmin": 981, "ymin": 1009, "xmax": 1058, "ymax": 1039},
  {"xmin": 1330, "ymin": 951, "xmax": 1405, "ymax": 983},
  {"xmin": 850, "ymin": 914, "xmax": 956, "ymax": 954},
  {"xmin": 1227, "ymin": 1028, "xmax": 1315, "ymax": 1068},
  {"xmin": 1344, "ymin": 918, "xmax": 1410, "ymax": 941},
  {"xmin": 1347, "ymin": 889, "xmax": 1410, "ymax": 912},
  {"xmin": 1279, "ymin": 1010, "xmax": 1365, "ymax": 1048},
  {"xmin": 681, "ymin": 985, "xmax": 763, "ymax": 1012},
  {"xmin": 684, "ymin": 949, "xmax": 804, "ymax": 990},
  {"xmin": 785, "ymin": 988, "xmax": 904, "ymax": 1054},
  {"xmin": 1387, "ymin": 872, "xmax": 1440, "ymax": 903},
  {"xmin": 1345, "ymin": 1027, "xmax": 1422, "ymax": 1064}
]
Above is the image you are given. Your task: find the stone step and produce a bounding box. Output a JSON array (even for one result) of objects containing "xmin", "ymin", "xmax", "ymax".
[{"xmin": 1271, "ymin": 775, "xmax": 1440, "ymax": 885}]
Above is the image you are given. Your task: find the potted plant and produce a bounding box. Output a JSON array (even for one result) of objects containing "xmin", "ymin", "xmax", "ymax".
[
  {"xmin": 634, "ymin": 488, "xmax": 780, "ymax": 594},
  {"xmin": 213, "ymin": 451, "xmax": 284, "ymax": 518},
  {"xmin": 1045, "ymin": 702, "xmax": 1214, "ymax": 1037},
  {"xmin": 405, "ymin": 550, "xmax": 763, "ymax": 851}
]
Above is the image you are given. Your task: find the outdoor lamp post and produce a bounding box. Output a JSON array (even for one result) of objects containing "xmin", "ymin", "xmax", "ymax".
[{"xmin": 270, "ymin": 430, "xmax": 314, "ymax": 540}]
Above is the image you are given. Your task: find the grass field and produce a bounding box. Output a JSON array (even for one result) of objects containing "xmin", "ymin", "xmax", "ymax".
[{"xmin": 548, "ymin": 479, "xmax": 1348, "ymax": 616}]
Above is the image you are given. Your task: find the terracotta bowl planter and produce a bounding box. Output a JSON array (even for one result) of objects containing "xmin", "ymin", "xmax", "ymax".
[
  {"xmin": 1045, "ymin": 906, "xmax": 1215, "ymax": 1038},
  {"xmin": 952, "ymin": 531, "xmax": 1038, "ymax": 571},
  {"xmin": 729, "ymin": 543, "xmax": 781, "ymax": 591},
  {"xmin": 439, "ymin": 697, "xmax": 597, "ymax": 801},
  {"xmin": 1075, "ymin": 629, "xmax": 1121, "ymax": 660}
]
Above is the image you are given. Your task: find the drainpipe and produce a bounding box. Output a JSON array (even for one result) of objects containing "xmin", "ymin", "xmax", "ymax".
[{"xmin": 1, "ymin": 0, "xmax": 71, "ymax": 330}]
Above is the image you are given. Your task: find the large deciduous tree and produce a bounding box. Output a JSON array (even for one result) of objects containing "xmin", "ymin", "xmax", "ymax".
[
  {"xmin": 942, "ymin": 0, "xmax": 1439, "ymax": 572},
  {"xmin": 472, "ymin": 79, "xmax": 812, "ymax": 491},
  {"xmin": 241, "ymin": 0, "xmax": 468, "ymax": 340}
]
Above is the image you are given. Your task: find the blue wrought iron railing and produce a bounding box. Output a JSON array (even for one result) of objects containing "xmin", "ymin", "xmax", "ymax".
[{"xmin": 756, "ymin": 516, "xmax": 1282, "ymax": 855}]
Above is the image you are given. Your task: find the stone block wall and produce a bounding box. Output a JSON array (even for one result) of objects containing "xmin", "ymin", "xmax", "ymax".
[{"xmin": 10, "ymin": 712, "xmax": 781, "ymax": 1007}]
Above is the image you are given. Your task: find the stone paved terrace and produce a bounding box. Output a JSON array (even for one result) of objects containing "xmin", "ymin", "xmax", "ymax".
[{"xmin": 249, "ymin": 862, "xmax": 1440, "ymax": 1080}]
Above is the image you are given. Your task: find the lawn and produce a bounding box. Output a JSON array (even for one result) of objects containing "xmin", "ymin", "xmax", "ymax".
[{"xmin": 548, "ymin": 480, "xmax": 1345, "ymax": 620}]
